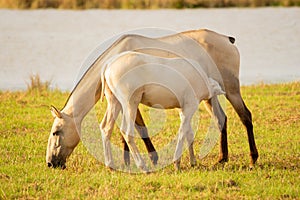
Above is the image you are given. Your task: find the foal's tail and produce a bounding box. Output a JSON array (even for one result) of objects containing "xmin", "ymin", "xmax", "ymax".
[{"xmin": 208, "ymin": 78, "xmax": 225, "ymax": 97}]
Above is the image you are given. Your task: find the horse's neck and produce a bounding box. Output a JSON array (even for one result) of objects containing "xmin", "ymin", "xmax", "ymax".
[
  {"xmin": 62, "ymin": 56, "xmax": 107, "ymax": 122},
  {"xmin": 61, "ymin": 36, "xmax": 129, "ymax": 122},
  {"xmin": 62, "ymin": 80, "xmax": 100, "ymax": 122}
]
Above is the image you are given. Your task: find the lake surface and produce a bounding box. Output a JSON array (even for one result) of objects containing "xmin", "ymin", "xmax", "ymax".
[{"xmin": 0, "ymin": 8, "xmax": 299, "ymax": 90}]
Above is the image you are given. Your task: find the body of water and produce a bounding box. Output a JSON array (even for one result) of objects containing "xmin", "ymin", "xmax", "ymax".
[{"xmin": 0, "ymin": 8, "xmax": 299, "ymax": 90}]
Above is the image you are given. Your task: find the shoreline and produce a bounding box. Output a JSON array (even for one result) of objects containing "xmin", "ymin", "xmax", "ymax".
[
  {"xmin": 1, "ymin": 0, "xmax": 299, "ymax": 9},
  {"xmin": 1, "ymin": 80, "xmax": 299, "ymax": 93}
]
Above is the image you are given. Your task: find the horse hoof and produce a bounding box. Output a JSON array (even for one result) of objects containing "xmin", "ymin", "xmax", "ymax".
[
  {"xmin": 249, "ymin": 163, "xmax": 255, "ymax": 171},
  {"xmin": 217, "ymin": 157, "xmax": 229, "ymax": 164},
  {"xmin": 250, "ymin": 153, "xmax": 259, "ymax": 165},
  {"xmin": 190, "ymin": 162, "xmax": 197, "ymax": 168},
  {"xmin": 149, "ymin": 152, "xmax": 159, "ymax": 165}
]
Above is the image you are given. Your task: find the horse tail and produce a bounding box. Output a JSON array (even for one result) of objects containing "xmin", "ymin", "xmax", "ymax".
[{"xmin": 229, "ymin": 36, "xmax": 235, "ymax": 44}]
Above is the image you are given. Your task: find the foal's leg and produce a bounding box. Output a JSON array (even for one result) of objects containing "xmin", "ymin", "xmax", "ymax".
[
  {"xmin": 122, "ymin": 109, "xmax": 158, "ymax": 166},
  {"xmin": 100, "ymin": 96, "xmax": 121, "ymax": 169},
  {"xmin": 204, "ymin": 97, "xmax": 228, "ymax": 163},
  {"xmin": 226, "ymin": 92, "xmax": 258, "ymax": 167},
  {"xmin": 185, "ymin": 123, "xmax": 196, "ymax": 167},
  {"xmin": 174, "ymin": 104, "xmax": 198, "ymax": 171}
]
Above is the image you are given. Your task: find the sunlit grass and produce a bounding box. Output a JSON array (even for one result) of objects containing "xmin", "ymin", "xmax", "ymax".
[{"xmin": 0, "ymin": 82, "xmax": 299, "ymax": 199}]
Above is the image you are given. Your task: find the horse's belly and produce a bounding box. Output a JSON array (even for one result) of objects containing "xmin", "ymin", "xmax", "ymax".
[{"xmin": 140, "ymin": 85, "xmax": 180, "ymax": 109}]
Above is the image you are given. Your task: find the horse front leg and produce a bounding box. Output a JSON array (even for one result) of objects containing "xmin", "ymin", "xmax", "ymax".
[
  {"xmin": 121, "ymin": 135, "xmax": 130, "ymax": 166},
  {"xmin": 135, "ymin": 108, "xmax": 158, "ymax": 165},
  {"xmin": 122, "ymin": 108, "xmax": 158, "ymax": 166}
]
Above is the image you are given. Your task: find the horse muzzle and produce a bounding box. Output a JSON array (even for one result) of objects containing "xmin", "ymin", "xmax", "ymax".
[{"xmin": 47, "ymin": 159, "xmax": 66, "ymax": 169}]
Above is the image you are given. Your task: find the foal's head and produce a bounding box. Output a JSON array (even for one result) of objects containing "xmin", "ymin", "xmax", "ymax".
[{"xmin": 46, "ymin": 106, "xmax": 80, "ymax": 169}]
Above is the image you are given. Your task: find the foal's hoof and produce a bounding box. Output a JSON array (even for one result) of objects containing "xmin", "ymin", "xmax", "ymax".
[
  {"xmin": 142, "ymin": 170, "xmax": 151, "ymax": 174},
  {"xmin": 139, "ymin": 166, "xmax": 150, "ymax": 174},
  {"xmin": 173, "ymin": 162, "xmax": 181, "ymax": 172},
  {"xmin": 106, "ymin": 165, "xmax": 116, "ymax": 172}
]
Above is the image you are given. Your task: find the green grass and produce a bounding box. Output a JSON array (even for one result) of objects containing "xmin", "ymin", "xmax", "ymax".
[{"xmin": 0, "ymin": 82, "xmax": 299, "ymax": 199}]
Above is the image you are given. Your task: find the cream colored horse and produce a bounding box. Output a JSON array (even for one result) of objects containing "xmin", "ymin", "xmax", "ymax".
[
  {"xmin": 46, "ymin": 29, "xmax": 258, "ymax": 169},
  {"xmin": 100, "ymin": 51, "xmax": 225, "ymax": 171}
]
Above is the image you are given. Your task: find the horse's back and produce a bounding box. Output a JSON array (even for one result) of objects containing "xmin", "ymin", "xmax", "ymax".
[{"xmin": 182, "ymin": 29, "xmax": 240, "ymax": 80}]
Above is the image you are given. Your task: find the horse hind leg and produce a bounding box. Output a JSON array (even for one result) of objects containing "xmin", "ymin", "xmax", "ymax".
[
  {"xmin": 174, "ymin": 104, "xmax": 198, "ymax": 171},
  {"xmin": 121, "ymin": 136, "xmax": 130, "ymax": 166},
  {"xmin": 204, "ymin": 97, "xmax": 228, "ymax": 164},
  {"xmin": 226, "ymin": 92, "xmax": 259, "ymax": 167}
]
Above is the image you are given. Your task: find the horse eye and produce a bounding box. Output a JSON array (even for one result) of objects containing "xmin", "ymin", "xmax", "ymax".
[{"xmin": 53, "ymin": 131, "xmax": 60, "ymax": 136}]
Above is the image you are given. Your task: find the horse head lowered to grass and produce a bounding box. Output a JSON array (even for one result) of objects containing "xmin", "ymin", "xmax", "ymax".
[
  {"xmin": 46, "ymin": 106, "xmax": 80, "ymax": 169},
  {"xmin": 46, "ymin": 29, "xmax": 258, "ymax": 170}
]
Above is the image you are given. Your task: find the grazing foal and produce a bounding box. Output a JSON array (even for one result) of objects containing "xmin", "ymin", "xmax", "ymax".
[{"xmin": 100, "ymin": 51, "xmax": 225, "ymax": 171}]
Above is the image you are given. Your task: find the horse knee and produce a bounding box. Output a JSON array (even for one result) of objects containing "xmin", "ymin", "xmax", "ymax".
[
  {"xmin": 100, "ymin": 124, "xmax": 113, "ymax": 138},
  {"xmin": 185, "ymin": 131, "xmax": 195, "ymax": 144}
]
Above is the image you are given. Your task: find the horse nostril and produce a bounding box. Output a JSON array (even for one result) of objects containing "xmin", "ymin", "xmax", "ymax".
[
  {"xmin": 47, "ymin": 162, "xmax": 53, "ymax": 168},
  {"xmin": 61, "ymin": 164, "xmax": 66, "ymax": 170}
]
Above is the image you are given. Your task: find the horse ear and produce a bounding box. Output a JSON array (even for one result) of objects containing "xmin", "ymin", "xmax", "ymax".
[{"xmin": 50, "ymin": 105, "xmax": 62, "ymax": 118}]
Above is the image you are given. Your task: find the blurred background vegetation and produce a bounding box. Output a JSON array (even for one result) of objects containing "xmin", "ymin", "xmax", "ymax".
[{"xmin": 0, "ymin": 0, "xmax": 299, "ymax": 9}]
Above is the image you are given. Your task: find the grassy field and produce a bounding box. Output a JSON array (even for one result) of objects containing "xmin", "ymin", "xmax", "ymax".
[
  {"xmin": 0, "ymin": 0, "xmax": 300, "ymax": 9},
  {"xmin": 0, "ymin": 82, "xmax": 299, "ymax": 199}
]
